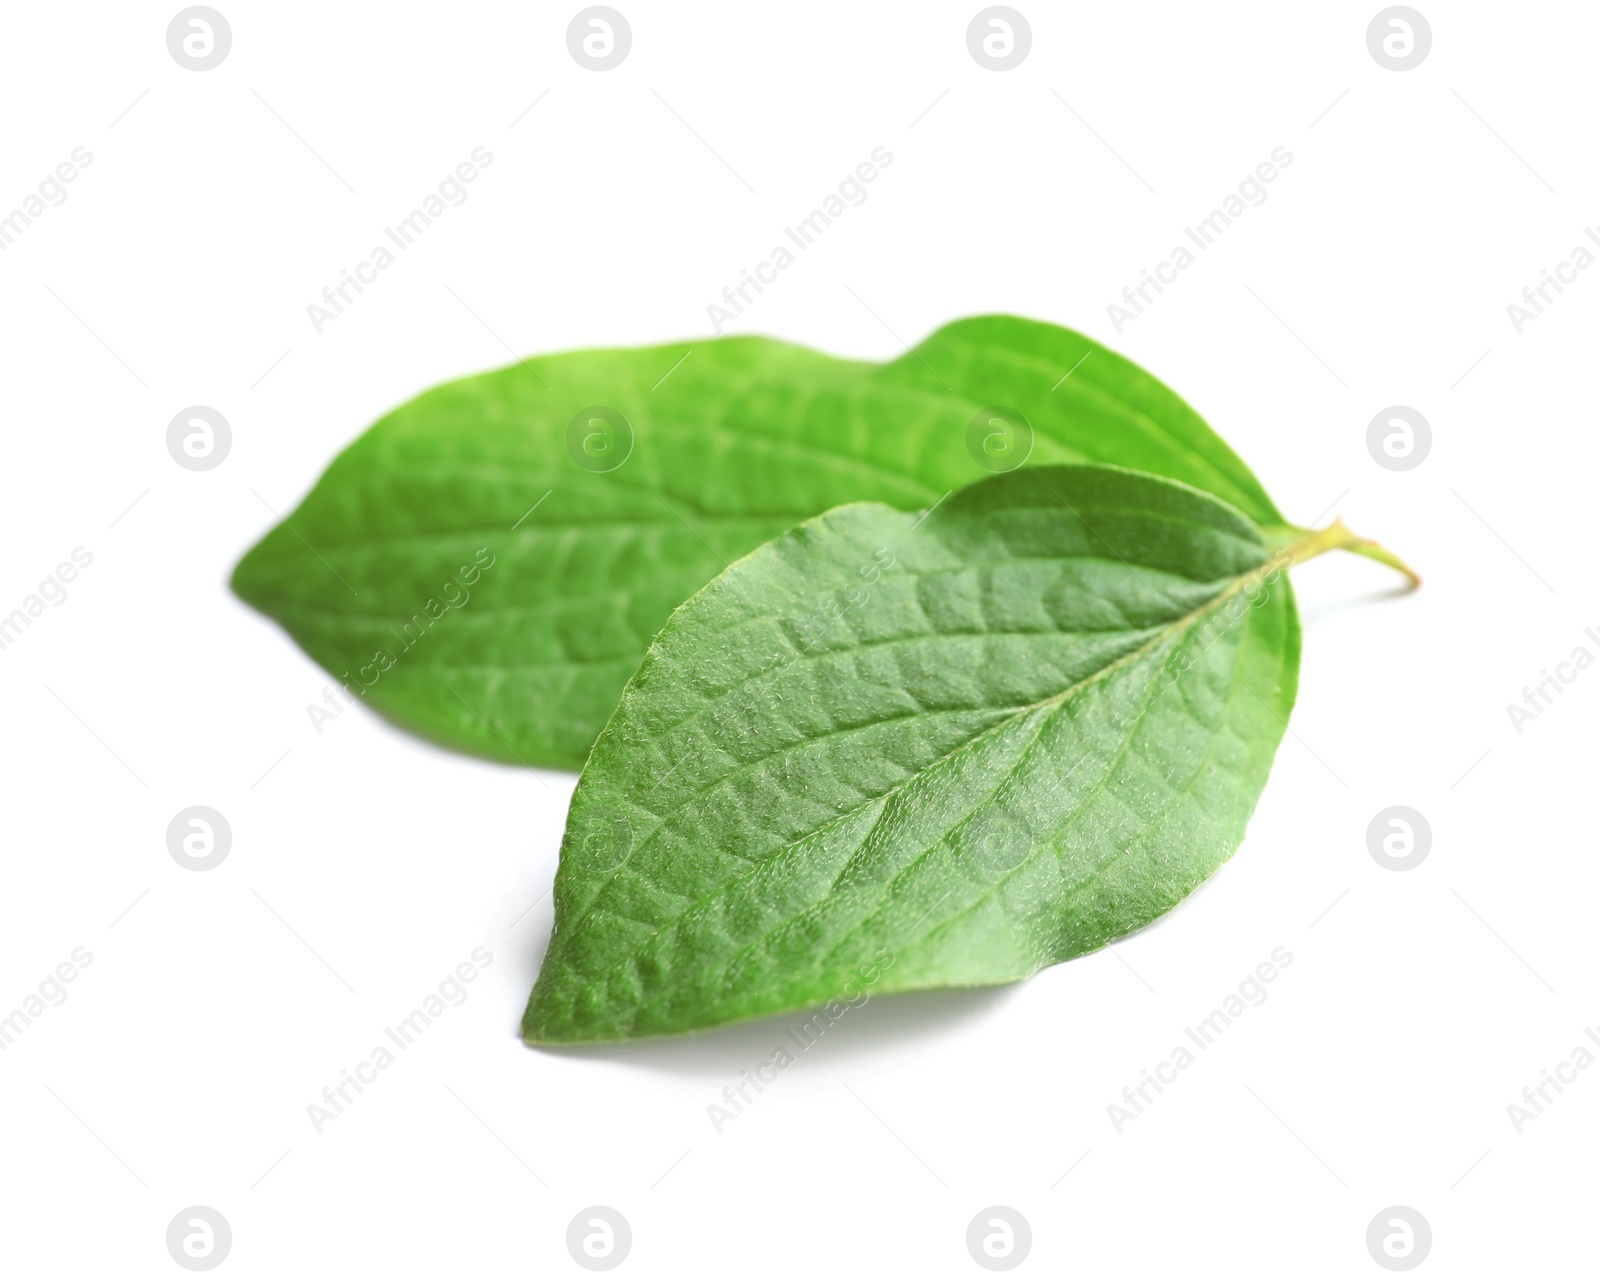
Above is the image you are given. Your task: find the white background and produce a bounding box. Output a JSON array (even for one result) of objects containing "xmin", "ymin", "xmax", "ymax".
[{"xmin": 1, "ymin": 1, "xmax": 1594, "ymax": 1274}]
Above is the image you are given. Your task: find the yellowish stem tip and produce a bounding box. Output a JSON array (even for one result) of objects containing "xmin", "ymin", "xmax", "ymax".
[{"xmin": 1285, "ymin": 518, "xmax": 1421, "ymax": 590}]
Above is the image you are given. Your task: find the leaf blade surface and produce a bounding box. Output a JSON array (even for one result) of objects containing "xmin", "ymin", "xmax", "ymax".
[
  {"xmin": 234, "ymin": 319, "xmax": 1281, "ymax": 767},
  {"xmin": 523, "ymin": 465, "xmax": 1298, "ymax": 1042}
]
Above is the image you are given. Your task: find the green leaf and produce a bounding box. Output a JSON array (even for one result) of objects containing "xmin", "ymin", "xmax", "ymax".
[
  {"xmin": 523, "ymin": 465, "xmax": 1312, "ymax": 1044},
  {"xmin": 233, "ymin": 317, "xmax": 1283, "ymax": 769}
]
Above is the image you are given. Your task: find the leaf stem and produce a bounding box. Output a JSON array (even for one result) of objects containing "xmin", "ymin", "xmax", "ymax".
[{"xmin": 1280, "ymin": 519, "xmax": 1421, "ymax": 589}]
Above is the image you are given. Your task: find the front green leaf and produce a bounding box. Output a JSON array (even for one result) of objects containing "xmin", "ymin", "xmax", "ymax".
[
  {"xmin": 523, "ymin": 465, "xmax": 1304, "ymax": 1044},
  {"xmin": 233, "ymin": 317, "xmax": 1282, "ymax": 769}
]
